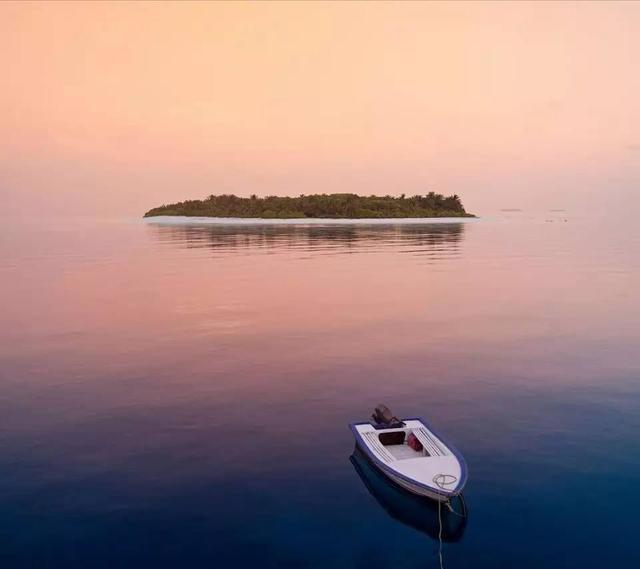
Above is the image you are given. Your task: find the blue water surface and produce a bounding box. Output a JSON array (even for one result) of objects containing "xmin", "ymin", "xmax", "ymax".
[{"xmin": 0, "ymin": 214, "xmax": 639, "ymax": 568}]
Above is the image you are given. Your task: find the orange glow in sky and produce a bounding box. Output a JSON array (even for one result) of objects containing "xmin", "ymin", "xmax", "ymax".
[{"xmin": 2, "ymin": 1, "xmax": 639, "ymax": 216}]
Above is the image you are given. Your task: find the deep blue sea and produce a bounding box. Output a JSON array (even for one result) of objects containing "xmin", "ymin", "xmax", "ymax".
[{"xmin": 1, "ymin": 213, "xmax": 639, "ymax": 568}]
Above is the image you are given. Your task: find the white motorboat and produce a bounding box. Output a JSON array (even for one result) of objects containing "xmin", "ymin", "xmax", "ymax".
[{"xmin": 349, "ymin": 405, "xmax": 468, "ymax": 502}]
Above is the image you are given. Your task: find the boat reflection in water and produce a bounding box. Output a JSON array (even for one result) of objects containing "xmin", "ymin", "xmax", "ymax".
[{"xmin": 350, "ymin": 447, "xmax": 468, "ymax": 543}]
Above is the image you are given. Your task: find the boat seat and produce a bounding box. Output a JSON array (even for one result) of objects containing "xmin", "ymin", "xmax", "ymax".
[{"xmin": 378, "ymin": 431, "xmax": 406, "ymax": 446}]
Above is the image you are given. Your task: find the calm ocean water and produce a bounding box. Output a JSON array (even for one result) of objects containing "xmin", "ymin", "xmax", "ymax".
[{"xmin": 1, "ymin": 214, "xmax": 639, "ymax": 568}]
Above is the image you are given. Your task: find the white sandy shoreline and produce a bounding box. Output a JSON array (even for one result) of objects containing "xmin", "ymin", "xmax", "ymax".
[{"xmin": 143, "ymin": 215, "xmax": 478, "ymax": 226}]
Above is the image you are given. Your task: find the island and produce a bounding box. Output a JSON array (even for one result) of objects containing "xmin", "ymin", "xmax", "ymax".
[{"xmin": 143, "ymin": 192, "xmax": 474, "ymax": 219}]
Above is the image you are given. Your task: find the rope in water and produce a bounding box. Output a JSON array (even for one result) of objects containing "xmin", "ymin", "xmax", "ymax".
[
  {"xmin": 433, "ymin": 474, "xmax": 452, "ymax": 569},
  {"xmin": 437, "ymin": 499, "xmax": 444, "ymax": 569},
  {"xmin": 433, "ymin": 473, "xmax": 467, "ymax": 568}
]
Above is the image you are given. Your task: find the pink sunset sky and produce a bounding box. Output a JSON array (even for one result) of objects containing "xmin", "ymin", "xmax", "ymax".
[{"xmin": 2, "ymin": 1, "xmax": 639, "ymax": 218}]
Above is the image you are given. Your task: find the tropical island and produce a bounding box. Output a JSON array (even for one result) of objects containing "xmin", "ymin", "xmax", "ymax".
[{"xmin": 144, "ymin": 192, "xmax": 474, "ymax": 219}]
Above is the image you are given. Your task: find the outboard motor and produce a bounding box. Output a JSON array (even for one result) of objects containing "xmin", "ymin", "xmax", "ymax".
[{"xmin": 371, "ymin": 404, "xmax": 404, "ymax": 429}]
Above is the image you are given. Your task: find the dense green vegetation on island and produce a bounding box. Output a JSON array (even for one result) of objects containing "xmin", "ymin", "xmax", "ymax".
[{"xmin": 144, "ymin": 192, "xmax": 474, "ymax": 219}]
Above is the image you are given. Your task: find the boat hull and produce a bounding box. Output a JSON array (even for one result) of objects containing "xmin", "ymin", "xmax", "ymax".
[
  {"xmin": 350, "ymin": 448, "xmax": 468, "ymax": 540},
  {"xmin": 386, "ymin": 467, "xmax": 450, "ymax": 501},
  {"xmin": 354, "ymin": 440, "xmax": 452, "ymax": 501}
]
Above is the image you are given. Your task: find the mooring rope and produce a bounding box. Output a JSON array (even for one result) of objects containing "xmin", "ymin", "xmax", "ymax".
[
  {"xmin": 433, "ymin": 473, "xmax": 464, "ymax": 569},
  {"xmin": 433, "ymin": 473, "xmax": 458, "ymax": 489},
  {"xmin": 437, "ymin": 499, "xmax": 444, "ymax": 569}
]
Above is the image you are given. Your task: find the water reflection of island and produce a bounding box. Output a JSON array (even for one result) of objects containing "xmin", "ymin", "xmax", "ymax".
[
  {"xmin": 147, "ymin": 222, "xmax": 466, "ymax": 259},
  {"xmin": 350, "ymin": 448, "xmax": 468, "ymax": 543}
]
